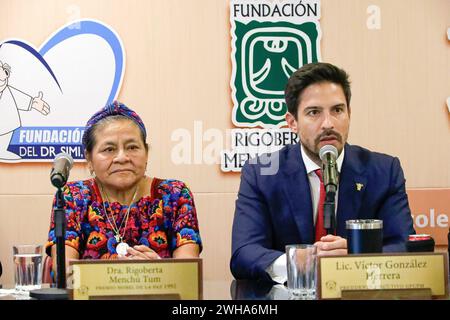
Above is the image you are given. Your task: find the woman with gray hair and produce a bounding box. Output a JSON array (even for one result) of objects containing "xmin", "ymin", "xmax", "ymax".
[{"xmin": 45, "ymin": 101, "xmax": 202, "ymax": 276}]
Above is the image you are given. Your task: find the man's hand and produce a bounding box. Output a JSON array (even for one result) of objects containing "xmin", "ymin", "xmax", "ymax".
[
  {"xmin": 118, "ymin": 245, "xmax": 161, "ymax": 260},
  {"xmin": 314, "ymin": 235, "xmax": 347, "ymax": 256},
  {"xmin": 31, "ymin": 91, "xmax": 50, "ymax": 115}
]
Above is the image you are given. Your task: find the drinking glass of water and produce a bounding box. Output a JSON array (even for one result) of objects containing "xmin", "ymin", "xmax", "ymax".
[
  {"xmin": 13, "ymin": 244, "xmax": 43, "ymax": 292},
  {"xmin": 286, "ymin": 244, "xmax": 317, "ymax": 300}
]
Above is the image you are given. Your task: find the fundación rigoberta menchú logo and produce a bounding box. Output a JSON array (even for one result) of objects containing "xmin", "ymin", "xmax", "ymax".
[
  {"xmin": 221, "ymin": 0, "xmax": 322, "ymax": 172},
  {"xmin": 230, "ymin": 0, "xmax": 322, "ymax": 128}
]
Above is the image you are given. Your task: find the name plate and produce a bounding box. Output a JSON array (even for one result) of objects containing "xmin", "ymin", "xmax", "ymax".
[
  {"xmin": 317, "ymin": 252, "xmax": 448, "ymax": 299},
  {"xmin": 70, "ymin": 258, "xmax": 202, "ymax": 300}
]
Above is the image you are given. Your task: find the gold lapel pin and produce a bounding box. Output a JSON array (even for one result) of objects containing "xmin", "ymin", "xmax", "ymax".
[{"xmin": 356, "ymin": 183, "xmax": 364, "ymax": 191}]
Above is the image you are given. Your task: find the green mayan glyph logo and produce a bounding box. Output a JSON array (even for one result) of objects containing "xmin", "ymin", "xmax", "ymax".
[{"xmin": 231, "ymin": 20, "xmax": 320, "ymax": 127}]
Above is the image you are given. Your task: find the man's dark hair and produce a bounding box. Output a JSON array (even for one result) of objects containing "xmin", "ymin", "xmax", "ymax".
[{"xmin": 285, "ymin": 62, "xmax": 351, "ymax": 119}]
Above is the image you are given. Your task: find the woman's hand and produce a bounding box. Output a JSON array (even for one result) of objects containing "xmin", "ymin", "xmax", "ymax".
[{"xmin": 118, "ymin": 245, "xmax": 161, "ymax": 260}]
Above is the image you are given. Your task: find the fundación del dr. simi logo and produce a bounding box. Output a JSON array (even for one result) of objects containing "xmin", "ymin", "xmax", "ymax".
[{"xmin": 230, "ymin": 0, "xmax": 322, "ymax": 128}]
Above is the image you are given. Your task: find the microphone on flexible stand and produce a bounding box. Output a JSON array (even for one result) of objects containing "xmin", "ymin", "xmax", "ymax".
[
  {"xmin": 30, "ymin": 153, "xmax": 73, "ymax": 300},
  {"xmin": 319, "ymin": 145, "xmax": 339, "ymax": 235}
]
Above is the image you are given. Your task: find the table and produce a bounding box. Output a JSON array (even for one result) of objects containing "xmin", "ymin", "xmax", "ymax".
[
  {"xmin": 3, "ymin": 279, "xmax": 447, "ymax": 300},
  {"xmin": 203, "ymin": 279, "xmax": 285, "ymax": 300}
]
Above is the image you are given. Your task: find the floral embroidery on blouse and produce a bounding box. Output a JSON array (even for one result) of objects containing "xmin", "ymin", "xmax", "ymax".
[{"xmin": 45, "ymin": 178, "xmax": 202, "ymax": 259}]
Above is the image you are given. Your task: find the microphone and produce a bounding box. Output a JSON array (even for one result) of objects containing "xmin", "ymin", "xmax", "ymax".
[
  {"xmin": 319, "ymin": 145, "xmax": 339, "ymax": 234},
  {"xmin": 50, "ymin": 153, "xmax": 74, "ymax": 188},
  {"xmin": 319, "ymin": 145, "xmax": 339, "ymax": 195}
]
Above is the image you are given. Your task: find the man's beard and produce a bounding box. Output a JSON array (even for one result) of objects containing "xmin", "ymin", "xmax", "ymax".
[
  {"xmin": 313, "ymin": 129, "xmax": 343, "ymax": 153},
  {"xmin": 301, "ymin": 129, "xmax": 344, "ymax": 165}
]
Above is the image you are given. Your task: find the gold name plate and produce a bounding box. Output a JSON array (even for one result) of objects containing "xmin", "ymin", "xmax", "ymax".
[
  {"xmin": 70, "ymin": 258, "xmax": 202, "ymax": 300},
  {"xmin": 318, "ymin": 252, "xmax": 449, "ymax": 299}
]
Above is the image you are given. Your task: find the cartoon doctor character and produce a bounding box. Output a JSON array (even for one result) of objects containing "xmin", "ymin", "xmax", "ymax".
[{"xmin": 0, "ymin": 60, "xmax": 50, "ymax": 160}]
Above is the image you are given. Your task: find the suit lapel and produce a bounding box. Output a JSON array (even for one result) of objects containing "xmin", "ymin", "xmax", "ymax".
[
  {"xmin": 282, "ymin": 144, "xmax": 315, "ymax": 243},
  {"xmin": 336, "ymin": 145, "xmax": 367, "ymax": 236}
]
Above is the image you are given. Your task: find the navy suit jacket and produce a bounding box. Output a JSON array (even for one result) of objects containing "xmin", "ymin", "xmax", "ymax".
[{"xmin": 230, "ymin": 143, "xmax": 415, "ymax": 280}]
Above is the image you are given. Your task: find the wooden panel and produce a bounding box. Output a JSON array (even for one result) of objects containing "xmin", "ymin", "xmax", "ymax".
[
  {"xmin": 321, "ymin": 0, "xmax": 450, "ymax": 188},
  {"xmin": 0, "ymin": 0, "xmax": 448, "ymax": 195},
  {"xmin": 194, "ymin": 193, "xmax": 235, "ymax": 282},
  {"xmin": 0, "ymin": 195, "xmax": 54, "ymax": 286}
]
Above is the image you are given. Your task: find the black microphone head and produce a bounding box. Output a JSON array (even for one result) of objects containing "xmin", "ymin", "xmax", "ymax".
[
  {"xmin": 319, "ymin": 145, "xmax": 338, "ymax": 161},
  {"xmin": 50, "ymin": 173, "xmax": 66, "ymax": 189}
]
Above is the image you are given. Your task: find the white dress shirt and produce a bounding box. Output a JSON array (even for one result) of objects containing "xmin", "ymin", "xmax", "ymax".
[{"xmin": 266, "ymin": 144, "xmax": 345, "ymax": 283}]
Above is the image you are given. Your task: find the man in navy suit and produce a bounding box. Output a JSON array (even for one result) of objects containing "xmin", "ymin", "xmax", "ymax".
[{"xmin": 230, "ymin": 62, "xmax": 415, "ymax": 281}]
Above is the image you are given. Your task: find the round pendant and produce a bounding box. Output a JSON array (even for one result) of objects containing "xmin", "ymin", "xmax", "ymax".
[{"xmin": 116, "ymin": 242, "xmax": 130, "ymax": 256}]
